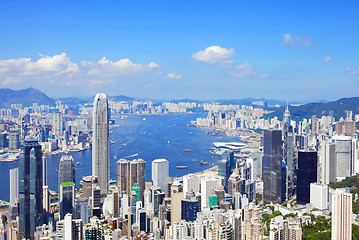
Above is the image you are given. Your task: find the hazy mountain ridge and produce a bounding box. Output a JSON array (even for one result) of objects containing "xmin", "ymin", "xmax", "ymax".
[{"xmin": 0, "ymin": 88, "xmax": 55, "ymax": 108}]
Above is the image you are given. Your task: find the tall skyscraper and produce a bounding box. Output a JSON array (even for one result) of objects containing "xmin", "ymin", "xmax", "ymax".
[
  {"xmin": 59, "ymin": 155, "xmax": 76, "ymax": 186},
  {"xmin": 116, "ymin": 159, "xmax": 146, "ymax": 202},
  {"xmin": 59, "ymin": 155, "xmax": 76, "ymax": 219},
  {"xmin": 152, "ymin": 159, "xmax": 169, "ymax": 196},
  {"xmin": 296, "ymin": 150, "xmax": 317, "ymax": 205},
  {"xmin": 263, "ymin": 129, "xmax": 283, "ymax": 204},
  {"xmin": 318, "ymin": 141, "xmax": 336, "ymax": 184},
  {"xmin": 92, "ymin": 93, "xmax": 110, "ymax": 194},
  {"xmin": 9, "ymin": 168, "xmax": 19, "ymax": 205},
  {"xmin": 332, "ymin": 189, "xmax": 352, "ymax": 240},
  {"xmin": 333, "ymin": 136, "xmax": 357, "ymax": 181},
  {"xmin": 59, "ymin": 182, "xmax": 75, "ymax": 220},
  {"xmin": 282, "ymin": 106, "xmax": 295, "ymax": 201},
  {"xmin": 19, "ymin": 138, "xmax": 43, "ymax": 239},
  {"xmin": 54, "ymin": 112, "xmax": 64, "ymax": 137}
]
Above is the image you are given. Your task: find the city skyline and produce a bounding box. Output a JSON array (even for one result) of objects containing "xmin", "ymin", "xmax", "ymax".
[{"xmin": 0, "ymin": 1, "xmax": 358, "ymax": 101}]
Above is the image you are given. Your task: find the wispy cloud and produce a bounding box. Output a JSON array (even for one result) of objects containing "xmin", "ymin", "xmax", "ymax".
[
  {"xmin": 345, "ymin": 67, "xmax": 357, "ymax": 77},
  {"xmin": 283, "ymin": 33, "xmax": 313, "ymax": 47},
  {"xmin": 165, "ymin": 73, "xmax": 182, "ymax": 79},
  {"xmin": 192, "ymin": 46, "xmax": 235, "ymax": 64},
  {"xmin": 325, "ymin": 55, "xmax": 332, "ymax": 62},
  {"xmin": 229, "ymin": 62, "xmax": 267, "ymax": 79}
]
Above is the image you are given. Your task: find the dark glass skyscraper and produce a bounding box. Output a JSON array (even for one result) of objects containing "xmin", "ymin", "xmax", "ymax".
[
  {"xmin": 19, "ymin": 138, "xmax": 43, "ymax": 239},
  {"xmin": 297, "ymin": 150, "xmax": 317, "ymax": 205},
  {"xmin": 263, "ymin": 129, "xmax": 283, "ymax": 204},
  {"xmin": 218, "ymin": 158, "xmax": 230, "ymax": 192},
  {"xmin": 58, "ymin": 155, "xmax": 76, "ymax": 186},
  {"xmin": 58, "ymin": 155, "xmax": 76, "ymax": 219}
]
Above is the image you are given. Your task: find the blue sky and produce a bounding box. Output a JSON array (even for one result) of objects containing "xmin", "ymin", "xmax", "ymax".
[{"xmin": 0, "ymin": 0, "xmax": 358, "ymax": 101}]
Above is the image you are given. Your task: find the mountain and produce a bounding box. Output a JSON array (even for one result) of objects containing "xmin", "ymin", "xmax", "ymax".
[
  {"xmin": 0, "ymin": 88, "xmax": 55, "ymax": 108},
  {"xmin": 265, "ymin": 97, "xmax": 359, "ymax": 120},
  {"xmin": 108, "ymin": 95, "xmax": 134, "ymax": 102},
  {"xmin": 214, "ymin": 98, "xmax": 295, "ymax": 107}
]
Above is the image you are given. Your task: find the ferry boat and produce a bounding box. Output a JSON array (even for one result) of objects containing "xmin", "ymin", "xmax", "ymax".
[
  {"xmin": 176, "ymin": 166, "xmax": 188, "ymax": 169},
  {"xmin": 185, "ymin": 149, "xmax": 192, "ymax": 152},
  {"xmin": 189, "ymin": 132, "xmax": 192, "ymax": 135}
]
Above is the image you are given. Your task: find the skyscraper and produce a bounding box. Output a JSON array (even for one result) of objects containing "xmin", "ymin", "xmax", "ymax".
[
  {"xmin": 54, "ymin": 112, "xmax": 64, "ymax": 137},
  {"xmin": 59, "ymin": 155, "xmax": 76, "ymax": 219},
  {"xmin": 59, "ymin": 155, "xmax": 76, "ymax": 186},
  {"xmin": 263, "ymin": 129, "xmax": 283, "ymax": 204},
  {"xmin": 282, "ymin": 106, "xmax": 295, "ymax": 201},
  {"xmin": 296, "ymin": 150, "xmax": 317, "ymax": 205},
  {"xmin": 152, "ymin": 159, "xmax": 169, "ymax": 196},
  {"xmin": 116, "ymin": 159, "xmax": 146, "ymax": 202},
  {"xmin": 92, "ymin": 93, "xmax": 110, "ymax": 194},
  {"xmin": 19, "ymin": 138, "xmax": 43, "ymax": 239},
  {"xmin": 332, "ymin": 189, "xmax": 352, "ymax": 240},
  {"xmin": 9, "ymin": 168, "xmax": 19, "ymax": 205}
]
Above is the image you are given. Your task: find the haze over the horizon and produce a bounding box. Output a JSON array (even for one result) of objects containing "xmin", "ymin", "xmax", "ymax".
[{"xmin": 0, "ymin": 1, "xmax": 358, "ymax": 101}]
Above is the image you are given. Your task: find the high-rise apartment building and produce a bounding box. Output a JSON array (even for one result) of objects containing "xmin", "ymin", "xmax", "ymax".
[
  {"xmin": 19, "ymin": 138, "xmax": 43, "ymax": 239},
  {"xmin": 332, "ymin": 189, "xmax": 352, "ymax": 240},
  {"xmin": 333, "ymin": 136, "xmax": 357, "ymax": 181},
  {"xmin": 152, "ymin": 159, "xmax": 169, "ymax": 196},
  {"xmin": 263, "ymin": 129, "xmax": 283, "ymax": 204},
  {"xmin": 92, "ymin": 93, "xmax": 110, "ymax": 194},
  {"xmin": 297, "ymin": 150, "xmax": 317, "ymax": 204},
  {"xmin": 9, "ymin": 133, "xmax": 20, "ymax": 149},
  {"xmin": 116, "ymin": 159, "xmax": 146, "ymax": 202}
]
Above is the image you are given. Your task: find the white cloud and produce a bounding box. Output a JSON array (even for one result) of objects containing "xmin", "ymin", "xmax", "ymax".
[
  {"xmin": 165, "ymin": 73, "xmax": 182, "ymax": 79},
  {"xmin": 325, "ymin": 56, "xmax": 332, "ymax": 62},
  {"xmin": 89, "ymin": 79, "xmax": 114, "ymax": 87},
  {"xmin": 0, "ymin": 53, "xmax": 79, "ymax": 86},
  {"xmin": 345, "ymin": 67, "xmax": 357, "ymax": 77},
  {"xmin": 82, "ymin": 57, "xmax": 160, "ymax": 77},
  {"xmin": 283, "ymin": 33, "xmax": 313, "ymax": 47},
  {"xmin": 192, "ymin": 46, "xmax": 235, "ymax": 64},
  {"xmin": 230, "ymin": 62, "xmax": 267, "ymax": 79}
]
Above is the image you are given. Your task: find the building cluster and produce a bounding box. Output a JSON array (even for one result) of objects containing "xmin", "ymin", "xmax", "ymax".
[{"xmin": 0, "ymin": 95, "xmax": 358, "ymax": 239}]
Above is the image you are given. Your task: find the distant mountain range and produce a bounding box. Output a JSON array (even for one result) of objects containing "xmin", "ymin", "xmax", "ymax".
[
  {"xmin": 0, "ymin": 88, "xmax": 55, "ymax": 108},
  {"xmin": 0, "ymin": 88, "xmax": 358, "ymax": 120},
  {"xmin": 265, "ymin": 97, "xmax": 359, "ymax": 120}
]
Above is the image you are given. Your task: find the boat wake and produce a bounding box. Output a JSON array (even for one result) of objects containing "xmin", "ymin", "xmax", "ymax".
[{"xmin": 121, "ymin": 153, "xmax": 139, "ymax": 159}]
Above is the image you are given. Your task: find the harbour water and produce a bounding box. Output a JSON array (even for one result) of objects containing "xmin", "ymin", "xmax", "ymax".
[{"xmin": 0, "ymin": 113, "xmax": 238, "ymax": 201}]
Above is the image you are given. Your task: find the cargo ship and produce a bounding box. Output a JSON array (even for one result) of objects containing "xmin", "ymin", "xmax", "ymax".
[{"xmin": 185, "ymin": 149, "xmax": 192, "ymax": 152}]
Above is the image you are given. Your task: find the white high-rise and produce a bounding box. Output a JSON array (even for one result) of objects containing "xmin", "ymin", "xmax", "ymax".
[
  {"xmin": 332, "ymin": 189, "xmax": 352, "ymax": 240},
  {"xmin": 54, "ymin": 112, "xmax": 63, "ymax": 137},
  {"xmin": 92, "ymin": 93, "xmax": 109, "ymax": 194},
  {"xmin": 318, "ymin": 141, "xmax": 336, "ymax": 184},
  {"xmin": 333, "ymin": 136, "xmax": 357, "ymax": 181},
  {"xmin": 9, "ymin": 168, "xmax": 19, "ymax": 205},
  {"xmin": 152, "ymin": 159, "xmax": 169, "ymax": 196}
]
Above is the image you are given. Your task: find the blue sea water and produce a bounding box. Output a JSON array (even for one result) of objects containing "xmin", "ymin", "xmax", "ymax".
[{"xmin": 0, "ymin": 113, "xmax": 238, "ymax": 201}]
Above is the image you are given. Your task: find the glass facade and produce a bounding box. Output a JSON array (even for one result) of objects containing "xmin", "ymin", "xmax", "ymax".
[
  {"xmin": 263, "ymin": 129, "xmax": 283, "ymax": 204},
  {"xmin": 19, "ymin": 138, "xmax": 43, "ymax": 239},
  {"xmin": 297, "ymin": 151, "xmax": 317, "ymax": 204}
]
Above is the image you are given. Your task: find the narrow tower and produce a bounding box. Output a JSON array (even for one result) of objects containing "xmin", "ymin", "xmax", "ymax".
[{"xmin": 92, "ymin": 93, "xmax": 109, "ymax": 194}]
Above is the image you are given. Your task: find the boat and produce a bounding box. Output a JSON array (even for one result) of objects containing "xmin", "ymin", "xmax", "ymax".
[
  {"xmin": 119, "ymin": 147, "xmax": 122, "ymax": 149},
  {"xmin": 55, "ymin": 169, "xmax": 58, "ymax": 172},
  {"xmin": 205, "ymin": 131, "xmax": 209, "ymax": 135},
  {"xmin": 186, "ymin": 124, "xmax": 190, "ymax": 127},
  {"xmin": 76, "ymin": 162, "xmax": 80, "ymax": 165},
  {"xmin": 167, "ymin": 141, "xmax": 170, "ymax": 144},
  {"xmin": 189, "ymin": 132, "xmax": 192, "ymax": 135},
  {"xmin": 176, "ymin": 166, "xmax": 188, "ymax": 169},
  {"xmin": 200, "ymin": 160, "xmax": 209, "ymax": 165},
  {"xmin": 143, "ymin": 118, "xmax": 147, "ymax": 121},
  {"xmin": 185, "ymin": 149, "xmax": 192, "ymax": 152}
]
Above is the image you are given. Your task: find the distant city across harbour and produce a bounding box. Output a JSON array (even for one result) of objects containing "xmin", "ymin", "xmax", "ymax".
[{"xmin": 0, "ymin": 113, "xmax": 239, "ymax": 201}]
